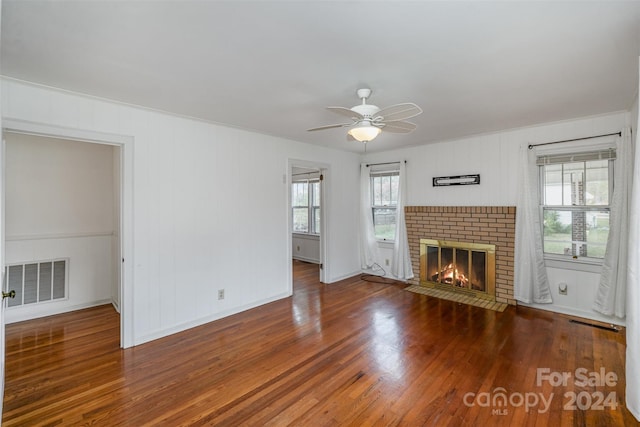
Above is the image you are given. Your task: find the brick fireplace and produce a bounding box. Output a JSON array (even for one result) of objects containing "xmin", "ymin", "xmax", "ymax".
[{"xmin": 405, "ymin": 206, "xmax": 516, "ymax": 305}]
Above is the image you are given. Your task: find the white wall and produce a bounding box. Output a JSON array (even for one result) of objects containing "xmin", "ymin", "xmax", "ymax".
[
  {"xmin": 4, "ymin": 133, "xmax": 116, "ymax": 322},
  {"xmin": 1, "ymin": 78, "xmax": 361, "ymax": 345},
  {"xmin": 5, "ymin": 134, "xmax": 115, "ymax": 236},
  {"xmin": 292, "ymin": 234, "xmax": 320, "ymax": 263},
  {"xmin": 631, "ymin": 95, "xmax": 638, "ymax": 138},
  {"xmin": 363, "ymin": 111, "xmax": 629, "ymax": 324}
]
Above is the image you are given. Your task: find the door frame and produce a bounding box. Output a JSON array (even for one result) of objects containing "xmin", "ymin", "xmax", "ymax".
[
  {"xmin": 1, "ymin": 119, "xmax": 134, "ymax": 348},
  {"xmin": 287, "ymin": 159, "xmax": 330, "ymax": 288},
  {"xmin": 1, "ymin": 135, "xmax": 6, "ymax": 416}
]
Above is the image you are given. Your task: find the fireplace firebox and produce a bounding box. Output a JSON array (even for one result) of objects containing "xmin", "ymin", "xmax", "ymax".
[{"xmin": 420, "ymin": 239, "xmax": 496, "ymax": 301}]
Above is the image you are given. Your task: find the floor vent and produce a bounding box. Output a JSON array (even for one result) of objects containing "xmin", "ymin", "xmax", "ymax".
[
  {"xmin": 4, "ymin": 259, "xmax": 68, "ymax": 307},
  {"xmin": 569, "ymin": 319, "xmax": 620, "ymax": 332}
]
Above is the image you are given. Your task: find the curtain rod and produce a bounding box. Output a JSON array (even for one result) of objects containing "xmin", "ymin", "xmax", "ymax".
[
  {"xmin": 366, "ymin": 160, "xmax": 407, "ymax": 167},
  {"xmin": 528, "ymin": 131, "xmax": 621, "ymax": 150}
]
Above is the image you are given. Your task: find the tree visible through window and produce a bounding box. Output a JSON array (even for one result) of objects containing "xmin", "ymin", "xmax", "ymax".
[
  {"xmin": 292, "ymin": 180, "xmax": 320, "ymax": 234},
  {"xmin": 371, "ymin": 172, "xmax": 399, "ymax": 240},
  {"xmin": 539, "ymin": 150, "xmax": 614, "ymax": 260}
]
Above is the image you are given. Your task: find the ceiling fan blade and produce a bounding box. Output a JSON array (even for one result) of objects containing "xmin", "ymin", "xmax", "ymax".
[
  {"xmin": 381, "ymin": 120, "xmax": 417, "ymax": 133},
  {"xmin": 327, "ymin": 106, "xmax": 364, "ymax": 120},
  {"xmin": 307, "ymin": 123, "xmax": 351, "ymax": 132},
  {"xmin": 375, "ymin": 103, "xmax": 422, "ymax": 122}
]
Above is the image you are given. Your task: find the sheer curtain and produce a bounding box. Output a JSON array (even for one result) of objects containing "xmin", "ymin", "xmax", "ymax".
[
  {"xmin": 359, "ymin": 163, "xmax": 378, "ymax": 269},
  {"xmin": 594, "ymin": 129, "xmax": 632, "ymax": 317},
  {"xmin": 514, "ymin": 144, "xmax": 552, "ymax": 304},
  {"xmin": 391, "ymin": 162, "xmax": 413, "ymax": 281}
]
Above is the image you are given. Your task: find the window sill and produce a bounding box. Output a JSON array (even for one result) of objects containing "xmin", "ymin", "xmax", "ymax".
[
  {"xmin": 544, "ymin": 256, "xmax": 603, "ymax": 273},
  {"xmin": 292, "ymin": 233, "xmax": 320, "ymax": 240}
]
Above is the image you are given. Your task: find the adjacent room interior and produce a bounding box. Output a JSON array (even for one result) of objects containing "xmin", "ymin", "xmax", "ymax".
[{"xmin": 3, "ymin": 132, "xmax": 121, "ymax": 324}]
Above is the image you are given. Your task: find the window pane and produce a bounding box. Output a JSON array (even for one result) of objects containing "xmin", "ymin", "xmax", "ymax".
[
  {"xmin": 371, "ymin": 174, "xmax": 399, "ymax": 206},
  {"xmin": 312, "ymin": 182, "xmax": 320, "ymax": 206},
  {"xmin": 292, "ymin": 180, "xmax": 321, "ymax": 235},
  {"xmin": 543, "ymin": 209, "xmax": 573, "ymax": 255},
  {"xmin": 371, "ymin": 173, "xmax": 399, "ymax": 240},
  {"xmin": 390, "ymin": 175, "xmax": 399, "ymax": 206},
  {"xmin": 292, "ymin": 182, "xmax": 308, "ymax": 207},
  {"xmin": 381, "ymin": 176, "xmax": 391, "ymax": 205},
  {"xmin": 372, "ymin": 177, "xmax": 381, "ymax": 205},
  {"xmin": 586, "ymin": 210, "xmax": 609, "ymax": 258},
  {"xmin": 293, "ymin": 207, "xmax": 309, "ymax": 232},
  {"xmin": 544, "ymin": 164, "xmax": 563, "ymax": 205},
  {"xmin": 373, "ymin": 207, "xmax": 396, "ymax": 240},
  {"xmin": 313, "ymin": 207, "xmax": 320, "ymax": 234},
  {"xmin": 541, "ymin": 154, "xmax": 612, "ymax": 261},
  {"xmin": 585, "ymin": 160, "xmax": 609, "ymax": 206},
  {"xmin": 562, "ymin": 163, "xmax": 584, "ymax": 206},
  {"xmin": 543, "ymin": 208, "xmax": 609, "ymax": 258}
]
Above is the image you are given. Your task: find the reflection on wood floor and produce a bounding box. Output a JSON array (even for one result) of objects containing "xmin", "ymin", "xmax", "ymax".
[{"xmin": 2, "ymin": 259, "xmax": 633, "ymax": 425}]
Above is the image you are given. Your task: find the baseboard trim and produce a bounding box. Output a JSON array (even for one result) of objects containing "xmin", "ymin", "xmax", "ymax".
[
  {"xmin": 134, "ymin": 292, "xmax": 292, "ymax": 346},
  {"xmin": 5, "ymin": 299, "xmax": 112, "ymax": 324},
  {"xmin": 326, "ymin": 270, "xmax": 362, "ymax": 284},
  {"xmin": 292, "ymin": 255, "xmax": 320, "ymax": 264},
  {"xmin": 519, "ymin": 302, "xmax": 626, "ymax": 327}
]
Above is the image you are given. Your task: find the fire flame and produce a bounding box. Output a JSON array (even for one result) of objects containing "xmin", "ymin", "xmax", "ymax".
[{"xmin": 432, "ymin": 263, "xmax": 469, "ymax": 288}]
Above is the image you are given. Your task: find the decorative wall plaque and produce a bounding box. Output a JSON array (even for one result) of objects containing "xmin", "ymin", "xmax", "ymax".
[{"xmin": 432, "ymin": 174, "xmax": 480, "ymax": 186}]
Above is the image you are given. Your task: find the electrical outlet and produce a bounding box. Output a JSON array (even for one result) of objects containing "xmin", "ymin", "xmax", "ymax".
[
  {"xmin": 558, "ymin": 283, "xmax": 568, "ymax": 295},
  {"xmin": 218, "ymin": 289, "xmax": 225, "ymax": 300},
  {"xmin": 385, "ymin": 259, "xmax": 390, "ymax": 266}
]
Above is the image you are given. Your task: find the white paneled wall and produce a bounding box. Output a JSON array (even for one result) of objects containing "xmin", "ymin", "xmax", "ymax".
[
  {"xmin": 292, "ymin": 234, "xmax": 320, "ymax": 264},
  {"xmin": 1, "ymin": 78, "xmax": 361, "ymax": 346},
  {"xmin": 364, "ymin": 111, "xmax": 629, "ymax": 324}
]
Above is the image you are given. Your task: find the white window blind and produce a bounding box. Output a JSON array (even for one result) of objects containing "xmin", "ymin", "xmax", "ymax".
[{"xmin": 536, "ymin": 149, "xmax": 616, "ymax": 166}]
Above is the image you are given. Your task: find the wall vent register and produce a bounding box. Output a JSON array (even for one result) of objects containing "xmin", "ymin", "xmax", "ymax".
[{"xmin": 4, "ymin": 259, "xmax": 67, "ymax": 307}]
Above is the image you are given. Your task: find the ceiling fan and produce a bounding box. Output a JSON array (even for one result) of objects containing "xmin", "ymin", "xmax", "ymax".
[{"xmin": 307, "ymin": 88, "xmax": 422, "ymax": 143}]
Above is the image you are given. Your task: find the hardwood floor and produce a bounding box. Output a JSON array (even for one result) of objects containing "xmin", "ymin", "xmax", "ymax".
[{"xmin": 3, "ymin": 260, "xmax": 635, "ymax": 426}]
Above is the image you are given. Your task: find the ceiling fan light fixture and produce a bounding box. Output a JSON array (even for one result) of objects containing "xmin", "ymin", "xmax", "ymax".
[
  {"xmin": 307, "ymin": 88, "xmax": 421, "ymax": 143},
  {"xmin": 348, "ymin": 122, "xmax": 381, "ymax": 142}
]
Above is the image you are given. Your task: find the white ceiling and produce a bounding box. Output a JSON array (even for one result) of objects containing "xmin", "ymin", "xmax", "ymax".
[{"xmin": 2, "ymin": 1, "xmax": 639, "ymax": 153}]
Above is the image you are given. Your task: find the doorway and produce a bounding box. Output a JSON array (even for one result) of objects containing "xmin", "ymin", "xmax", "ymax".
[
  {"xmin": 3, "ymin": 132, "xmax": 121, "ymax": 323},
  {"xmin": 291, "ymin": 166, "xmax": 321, "ymax": 263},
  {"xmin": 1, "ymin": 119, "xmax": 133, "ymax": 349},
  {"xmin": 288, "ymin": 160, "xmax": 329, "ymax": 290}
]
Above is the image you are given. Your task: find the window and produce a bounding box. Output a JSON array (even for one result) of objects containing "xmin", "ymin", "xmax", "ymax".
[
  {"xmin": 292, "ymin": 179, "xmax": 320, "ymax": 234},
  {"xmin": 371, "ymin": 171, "xmax": 399, "ymax": 240},
  {"xmin": 538, "ymin": 149, "xmax": 615, "ymax": 260}
]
